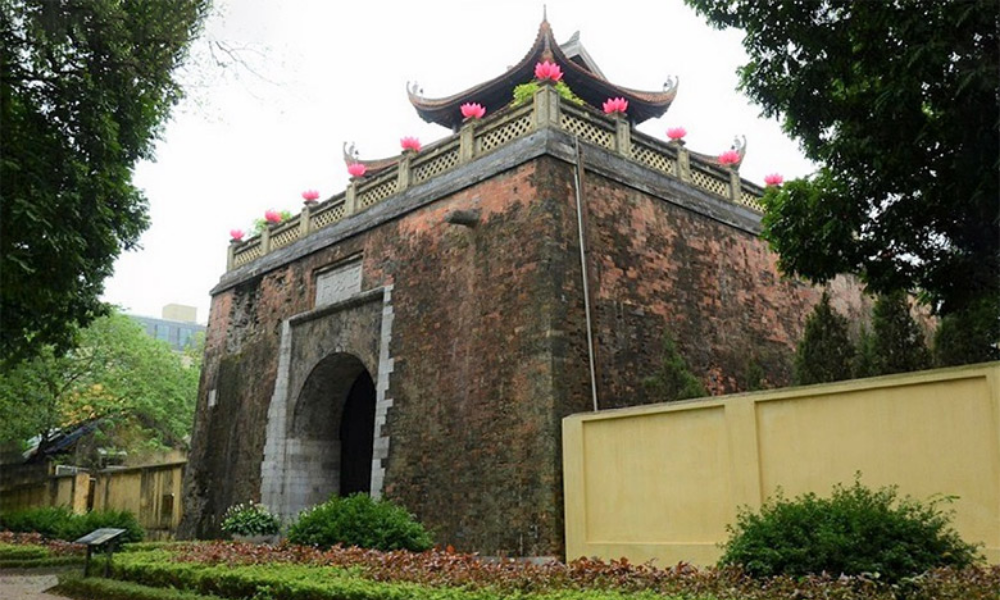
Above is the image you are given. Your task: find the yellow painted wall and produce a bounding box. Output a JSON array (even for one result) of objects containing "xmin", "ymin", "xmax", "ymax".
[
  {"xmin": 0, "ymin": 462, "xmax": 185, "ymax": 540},
  {"xmin": 563, "ymin": 363, "xmax": 1000, "ymax": 566},
  {"xmin": 93, "ymin": 462, "xmax": 186, "ymax": 539}
]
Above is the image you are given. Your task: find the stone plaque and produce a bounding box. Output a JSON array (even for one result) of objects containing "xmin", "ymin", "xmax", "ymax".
[{"xmin": 315, "ymin": 259, "xmax": 362, "ymax": 307}]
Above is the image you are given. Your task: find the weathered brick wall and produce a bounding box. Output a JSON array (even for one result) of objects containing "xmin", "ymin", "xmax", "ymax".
[
  {"xmin": 580, "ymin": 169, "xmax": 869, "ymax": 405},
  {"xmin": 181, "ymin": 158, "xmax": 591, "ymax": 556},
  {"xmin": 181, "ymin": 144, "xmax": 868, "ymax": 556}
]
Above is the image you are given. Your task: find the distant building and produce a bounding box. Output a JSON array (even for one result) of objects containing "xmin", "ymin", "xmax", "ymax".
[{"xmin": 131, "ymin": 304, "xmax": 206, "ymax": 353}]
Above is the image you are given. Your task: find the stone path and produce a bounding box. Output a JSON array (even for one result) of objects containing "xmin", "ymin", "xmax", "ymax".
[{"xmin": 0, "ymin": 571, "xmax": 69, "ymax": 600}]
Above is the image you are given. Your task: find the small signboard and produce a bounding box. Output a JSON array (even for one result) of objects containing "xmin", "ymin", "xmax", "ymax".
[
  {"xmin": 74, "ymin": 528, "xmax": 127, "ymax": 546},
  {"xmin": 75, "ymin": 528, "xmax": 127, "ymax": 577}
]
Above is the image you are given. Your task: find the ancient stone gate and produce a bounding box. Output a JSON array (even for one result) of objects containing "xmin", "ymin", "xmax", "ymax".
[{"xmin": 179, "ymin": 20, "xmax": 868, "ymax": 556}]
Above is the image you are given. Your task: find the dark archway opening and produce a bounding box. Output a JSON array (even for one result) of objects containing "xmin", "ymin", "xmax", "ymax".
[
  {"xmin": 339, "ymin": 371, "xmax": 375, "ymax": 495},
  {"xmin": 289, "ymin": 353, "xmax": 377, "ymax": 512}
]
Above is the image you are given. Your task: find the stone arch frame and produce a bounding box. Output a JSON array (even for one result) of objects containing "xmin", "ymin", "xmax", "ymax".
[
  {"xmin": 260, "ymin": 286, "xmax": 395, "ymax": 522},
  {"xmin": 284, "ymin": 352, "xmax": 376, "ymax": 510}
]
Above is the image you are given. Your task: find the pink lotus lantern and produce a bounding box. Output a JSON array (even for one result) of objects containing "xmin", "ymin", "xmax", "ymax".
[
  {"xmin": 666, "ymin": 127, "xmax": 687, "ymax": 141},
  {"xmin": 347, "ymin": 163, "xmax": 367, "ymax": 178},
  {"xmin": 461, "ymin": 102, "xmax": 486, "ymax": 120},
  {"xmin": 230, "ymin": 229, "xmax": 245, "ymax": 241},
  {"xmin": 764, "ymin": 173, "xmax": 784, "ymax": 187},
  {"xmin": 534, "ymin": 60, "xmax": 563, "ymax": 82},
  {"xmin": 718, "ymin": 150, "xmax": 741, "ymax": 166},
  {"xmin": 264, "ymin": 210, "xmax": 282, "ymax": 224},
  {"xmin": 400, "ymin": 136, "xmax": 422, "ymax": 152},
  {"xmin": 602, "ymin": 97, "xmax": 629, "ymax": 115},
  {"xmin": 302, "ymin": 189, "xmax": 320, "ymax": 202}
]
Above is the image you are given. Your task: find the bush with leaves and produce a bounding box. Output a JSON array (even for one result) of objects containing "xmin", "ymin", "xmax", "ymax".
[
  {"xmin": 719, "ymin": 478, "xmax": 980, "ymax": 582},
  {"xmin": 868, "ymin": 291, "xmax": 930, "ymax": 376},
  {"xmin": 793, "ymin": 292, "xmax": 854, "ymax": 385},
  {"xmin": 0, "ymin": 507, "xmax": 143, "ymax": 543},
  {"xmin": 220, "ymin": 501, "xmax": 280, "ymax": 537},
  {"xmin": 287, "ymin": 494, "xmax": 432, "ymax": 552},
  {"xmin": 934, "ymin": 294, "xmax": 1000, "ymax": 367}
]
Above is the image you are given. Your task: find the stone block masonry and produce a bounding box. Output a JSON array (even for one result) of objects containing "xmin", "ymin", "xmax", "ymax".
[{"xmin": 180, "ymin": 127, "xmax": 868, "ymax": 556}]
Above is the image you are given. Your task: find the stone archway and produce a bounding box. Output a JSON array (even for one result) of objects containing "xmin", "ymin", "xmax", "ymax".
[{"xmin": 284, "ymin": 352, "xmax": 376, "ymax": 516}]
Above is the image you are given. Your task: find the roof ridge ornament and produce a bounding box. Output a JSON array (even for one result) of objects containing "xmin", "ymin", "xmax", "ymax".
[
  {"xmin": 731, "ymin": 135, "xmax": 747, "ymax": 160},
  {"xmin": 663, "ymin": 75, "xmax": 679, "ymax": 94}
]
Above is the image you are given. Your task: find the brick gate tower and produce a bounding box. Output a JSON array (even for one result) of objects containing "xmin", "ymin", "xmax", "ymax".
[{"xmin": 180, "ymin": 19, "xmax": 869, "ymax": 557}]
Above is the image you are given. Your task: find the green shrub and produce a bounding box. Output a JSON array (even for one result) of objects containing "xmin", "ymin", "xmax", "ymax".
[
  {"xmin": 793, "ymin": 291, "xmax": 854, "ymax": 384},
  {"xmin": 0, "ymin": 507, "xmax": 143, "ymax": 542},
  {"xmin": 0, "ymin": 506, "xmax": 74, "ymax": 538},
  {"xmin": 719, "ymin": 478, "xmax": 981, "ymax": 582},
  {"xmin": 934, "ymin": 294, "xmax": 1000, "ymax": 367},
  {"xmin": 643, "ymin": 335, "xmax": 706, "ymax": 402},
  {"xmin": 56, "ymin": 575, "xmax": 229, "ymax": 600},
  {"xmin": 66, "ymin": 509, "xmax": 144, "ymax": 543},
  {"xmin": 287, "ymin": 494, "xmax": 432, "ymax": 552},
  {"xmin": 0, "ymin": 542, "xmax": 49, "ymax": 560},
  {"xmin": 221, "ymin": 501, "xmax": 281, "ymax": 537},
  {"xmin": 868, "ymin": 291, "xmax": 931, "ymax": 376}
]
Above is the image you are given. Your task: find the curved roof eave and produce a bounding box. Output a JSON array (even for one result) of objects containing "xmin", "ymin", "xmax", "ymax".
[{"xmin": 409, "ymin": 19, "xmax": 677, "ymax": 129}]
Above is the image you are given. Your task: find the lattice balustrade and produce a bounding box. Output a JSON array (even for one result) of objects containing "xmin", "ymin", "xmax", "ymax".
[
  {"xmin": 691, "ymin": 168, "xmax": 730, "ymax": 197},
  {"xmin": 311, "ymin": 201, "xmax": 347, "ymax": 229},
  {"xmin": 357, "ymin": 177, "xmax": 398, "ymax": 209},
  {"xmin": 477, "ymin": 114, "xmax": 532, "ymax": 153},
  {"xmin": 233, "ymin": 241, "xmax": 263, "ymax": 268},
  {"xmin": 560, "ymin": 113, "xmax": 614, "ymax": 150},
  {"xmin": 632, "ymin": 143, "xmax": 677, "ymax": 176},
  {"xmin": 739, "ymin": 190, "xmax": 764, "ymax": 212},
  {"xmin": 412, "ymin": 148, "xmax": 460, "ymax": 184},
  {"xmin": 269, "ymin": 223, "xmax": 301, "ymax": 250}
]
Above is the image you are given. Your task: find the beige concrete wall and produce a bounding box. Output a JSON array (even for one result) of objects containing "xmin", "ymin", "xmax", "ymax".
[
  {"xmin": 93, "ymin": 461, "xmax": 185, "ymax": 539},
  {"xmin": 0, "ymin": 473, "xmax": 89, "ymax": 514},
  {"xmin": 563, "ymin": 363, "xmax": 1000, "ymax": 566},
  {"xmin": 0, "ymin": 462, "xmax": 185, "ymax": 540}
]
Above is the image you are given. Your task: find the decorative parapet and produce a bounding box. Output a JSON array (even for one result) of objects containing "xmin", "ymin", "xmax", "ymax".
[{"xmin": 228, "ymin": 85, "xmax": 765, "ymax": 271}]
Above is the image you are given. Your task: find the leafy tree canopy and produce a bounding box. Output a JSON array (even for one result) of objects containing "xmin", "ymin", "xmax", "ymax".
[
  {"xmin": 685, "ymin": 0, "xmax": 999, "ymax": 320},
  {"xmin": 0, "ymin": 311, "xmax": 201, "ymax": 463},
  {"xmin": 0, "ymin": 0, "xmax": 209, "ymax": 365}
]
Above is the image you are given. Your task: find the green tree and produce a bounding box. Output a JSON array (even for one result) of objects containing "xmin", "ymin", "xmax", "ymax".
[
  {"xmin": 869, "ymin": 292, "xmax": 931, "ymax": 376},
  {"xmin": 643, "ymin": 335, "xmax": 706, "ymax": 402},
  {"xmin": 933, "ymin": 294, "xmax": 1000, "ymax": 367},
  {"xmin": 684, "ymin": 1, "xmax": 999, "ymax": 331},
  {"xmin": 0, "ymin": 0, "xmax": 209, "ymax": 365},
  {"xmin": 0, "ymin": 312, "xmax": 200, "ymax": 460},
  {"xmin": 793, "ymin": 292, "xmax": 854, "ymax": 385}
]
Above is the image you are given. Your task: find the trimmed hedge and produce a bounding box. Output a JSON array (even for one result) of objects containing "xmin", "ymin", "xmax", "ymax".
[
  {"xmin": 102, "ymin": 544, "xmax": 1000, "ymax": 600},
  {"xmin": 56, "ymin": 575, "xmax": 229, "ymax": 600}
]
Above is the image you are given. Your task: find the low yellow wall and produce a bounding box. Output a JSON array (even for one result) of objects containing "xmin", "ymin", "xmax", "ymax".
[
  {"xmin": 93, "ymin": 461, "xmax": 186, "ymax": 539},
  {"xmin": 0, "ymin": 461, "xmax": 185, "ymax": 540},
  {"xmin": 563, "ymin": 363, "xmax": 1000, "ymax": 566}
]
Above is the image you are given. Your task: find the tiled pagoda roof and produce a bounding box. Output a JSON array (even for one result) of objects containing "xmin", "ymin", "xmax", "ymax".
[{"xmin": 408, "ymin": 19, "xmax": 678, "ymax": 130}]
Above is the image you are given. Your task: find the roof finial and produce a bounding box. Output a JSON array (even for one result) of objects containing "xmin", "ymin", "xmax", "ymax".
[{"xmin": 543, "ymin": 4, "xmax": 547, "ymax": 22}]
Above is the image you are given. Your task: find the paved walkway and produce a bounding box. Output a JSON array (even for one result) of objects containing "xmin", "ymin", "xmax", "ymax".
[{"xmin": 0, "ymin": 571, "xmax": 68, "ymax": 600}]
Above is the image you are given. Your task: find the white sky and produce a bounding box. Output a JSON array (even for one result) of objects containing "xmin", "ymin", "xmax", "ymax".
[{"xmin": 103, "ymin": 0, "xmax": 816, "ymax": 324}]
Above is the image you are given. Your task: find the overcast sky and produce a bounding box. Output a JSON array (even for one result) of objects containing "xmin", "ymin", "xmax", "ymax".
[{"xmin": 102, "ymin": 0, "xmax": 815, "ymax": 324}]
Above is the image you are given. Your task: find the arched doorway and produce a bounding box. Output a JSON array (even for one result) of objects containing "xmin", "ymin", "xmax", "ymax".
[{"xmin": 287, "ymin": 353, "xmax": 375, "ymax": 514}]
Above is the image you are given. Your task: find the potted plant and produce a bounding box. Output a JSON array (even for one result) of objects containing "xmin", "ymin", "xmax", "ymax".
[{"xmin": 220, "ymin": 501, "xmax": 281, "ymax": 544}]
